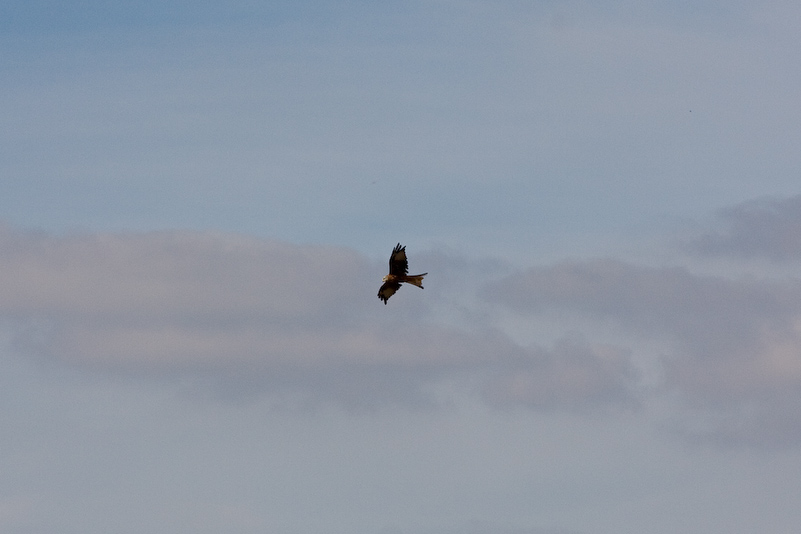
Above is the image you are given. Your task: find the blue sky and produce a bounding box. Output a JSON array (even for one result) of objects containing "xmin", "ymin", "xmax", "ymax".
[{"xmin": 3, "ymin": 1, "xmax": 801, "ymax": 533}]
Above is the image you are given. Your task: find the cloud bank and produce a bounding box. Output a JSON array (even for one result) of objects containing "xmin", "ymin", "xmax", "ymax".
[
  {"xmin": 484, "ymin": 257, "xmax": 801, "ymax": 447},
  {"xmin": 0, "ymin": 224, "xmax": 639, "ymax": 412},
  {"xmin": 6, "ymin": 188, "xmax": 801, "ymax": 447}
]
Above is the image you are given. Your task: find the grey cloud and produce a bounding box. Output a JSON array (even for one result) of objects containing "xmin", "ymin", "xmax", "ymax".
[
  {"xmin": 483, "ymin": 259, "xmax": 801, "ymax": 446},
  {"xmin": 0, "ymin": 225, "xmax": 367, "ymax": 324},
  {"xmin": 673, "ymin": 389, "xmax": 801, "ymax": 449},
  {"xmin": 482, "ymin": 259, "xmax": 801, "ymax": 357},
  {"xmin": 434, "ymin": 520, "xmax": 584, "ymax": 534},
  {"xmin": 0, "ymin": 225, "xmax": 638, "ymax": 412},
  {"xmin": 688, "ymin": 195, "xmax": 801, "ymax": 261},
  {"xmin": 481, "ymin": 335, "xmax": 638, "ymax": 413}
]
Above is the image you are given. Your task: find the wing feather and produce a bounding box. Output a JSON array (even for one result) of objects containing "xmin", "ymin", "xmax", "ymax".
[
  {"xmin": 377, "ymin": 280, "xmax": 401, "ymax": 304},
  {"xmin": 388, "ymin": 243, "xmax": 409, "ymax": 276}
]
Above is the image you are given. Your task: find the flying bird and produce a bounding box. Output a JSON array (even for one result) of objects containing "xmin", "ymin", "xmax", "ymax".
[{"xmin": 378, "ymin": 243, "xmax": 427, "ymax": 304}]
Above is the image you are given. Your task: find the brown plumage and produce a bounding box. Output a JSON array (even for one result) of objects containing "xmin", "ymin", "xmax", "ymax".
[{"xmin": 377, "ymin": 243, "xmax": 427, "ymax": 304}]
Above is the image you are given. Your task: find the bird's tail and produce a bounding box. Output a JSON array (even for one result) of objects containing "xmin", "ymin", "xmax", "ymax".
[{"xmin": 404, "ymin": 273, "xmax": 427, "ymax": 289}]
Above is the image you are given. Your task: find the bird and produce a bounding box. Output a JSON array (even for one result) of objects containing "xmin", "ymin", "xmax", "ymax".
[{"xmin": 377, "ymin": 243, "xmax": 427, "ymax": 304}]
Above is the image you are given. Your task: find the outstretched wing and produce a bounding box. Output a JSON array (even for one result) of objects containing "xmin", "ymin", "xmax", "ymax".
[
  {"xmin": 387, "ymin": 243, "xmax": 409, "ymax": 276},
  {"xmin": 378, "ymin": 280, "xmax": 401, "ymax": 304}
]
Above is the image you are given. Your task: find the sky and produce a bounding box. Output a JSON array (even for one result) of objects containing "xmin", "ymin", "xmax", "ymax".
[{"xmin": 2, "ymin": 1, "xmax": 801, "ymax": 533}]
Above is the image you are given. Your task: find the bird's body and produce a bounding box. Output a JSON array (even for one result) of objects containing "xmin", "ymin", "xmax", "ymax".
[{"xmin": 378, "ymin": 243, "xmax": 427, "ymax": 304}]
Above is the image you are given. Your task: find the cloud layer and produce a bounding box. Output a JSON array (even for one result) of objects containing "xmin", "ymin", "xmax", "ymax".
[
  {"xmin": 5, "ymin": 197, "xmax": 801, "ymax": 446},
  {"xmin": 484, "ymin": 258, "xmax": 801, "ymax": 446},
  {"xmin": 0, "ymin": 224, "xmax": 639, "ymax": 412},
  {"xmin": 689, "ymin": 194, "xmax": 801, "ymax": 260}
]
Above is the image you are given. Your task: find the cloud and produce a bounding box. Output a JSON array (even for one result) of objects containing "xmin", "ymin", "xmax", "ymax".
[
  {"xmin": 4, "ymin": 222, "xmax": 798, "ymax": 439},
  {"xmin": 480, "ymin": 335, "xmax": 638, "ymax": 413},
  {"xmin": 483, "ymin": 258, "xmax": 801, "ymax": 446},
  {"xmin": 688, "ymin": 194, "xmax": 801, "ymax": 261},
  {"xmin": 435, "ymin": 519, "xmax": 584, "ymax": 534},
  {"xmin": 0, "ymin": 224, "xmax": 639, "ymax": 412}
]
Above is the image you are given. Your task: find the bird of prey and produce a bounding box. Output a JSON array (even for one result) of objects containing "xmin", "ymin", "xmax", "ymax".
[{"xmin": 378, "ymin": 243, "xmax": 427, "ymax": 304}]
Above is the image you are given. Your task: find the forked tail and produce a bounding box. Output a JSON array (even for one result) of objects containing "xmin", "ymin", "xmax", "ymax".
[{"xmin": 404, "ymin": 273, "xmax": 427, "ymax": 289}]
